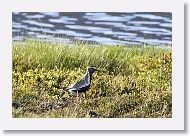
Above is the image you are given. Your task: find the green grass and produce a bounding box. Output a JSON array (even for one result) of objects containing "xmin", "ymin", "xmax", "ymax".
[{"xmin": 12, "ymin": 40, "xmax": 172, "ymax": 118}]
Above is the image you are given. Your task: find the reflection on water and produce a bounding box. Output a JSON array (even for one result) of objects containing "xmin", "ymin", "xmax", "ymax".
[{"xmin": 12, "ymin": 12, "xmax": 172, "ymax": 46}]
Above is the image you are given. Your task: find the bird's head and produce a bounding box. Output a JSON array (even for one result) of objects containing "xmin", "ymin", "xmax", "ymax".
[{"xmin": 87, "ymin": 66, "xmax": 98, "ymax": 74}]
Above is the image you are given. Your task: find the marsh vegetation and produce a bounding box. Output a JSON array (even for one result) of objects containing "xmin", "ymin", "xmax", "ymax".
[{"xmin": 12, "ymin": 40, "xmax": 172, "ymax": 118}]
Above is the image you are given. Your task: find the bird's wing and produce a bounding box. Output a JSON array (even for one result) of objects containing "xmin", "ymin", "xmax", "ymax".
[
  {"xmin": 74, "ymin": 78, "xmax": 89, "ymax": 89},
  {"xmin": 67, "ymin": 71, "xmax": 91, "ymax": 92}
]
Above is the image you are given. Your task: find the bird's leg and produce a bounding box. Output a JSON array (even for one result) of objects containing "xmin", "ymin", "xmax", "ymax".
[
  {"xmin": 83, "ymin": 92, "xmax": 86, "ymax": 98},
  {"xmin": 77, "ymin": 91, "xmax": 78, "ymax": 97},
  {"xmin": 76, "ymin": 91, "xmax": 79, "ymax": 101}
]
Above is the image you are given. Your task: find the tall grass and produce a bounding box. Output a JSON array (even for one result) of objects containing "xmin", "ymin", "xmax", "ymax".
[{"xmin": 12, "ymin": 40, "xmax": 172, "ymax": 118}]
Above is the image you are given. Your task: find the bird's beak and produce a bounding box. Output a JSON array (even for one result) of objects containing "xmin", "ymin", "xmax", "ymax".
[{"xmin": 96, "ymin": 69, "xmax": 99, "ymax": 72}]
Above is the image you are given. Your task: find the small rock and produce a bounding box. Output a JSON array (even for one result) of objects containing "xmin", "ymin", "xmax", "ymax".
[{"xmin": 89, "ymin": 111, "xmax": 99, "ymax": 118}]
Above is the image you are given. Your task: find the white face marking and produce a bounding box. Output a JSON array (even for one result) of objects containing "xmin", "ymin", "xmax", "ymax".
[
  {"xmin": 88, "ymin": 66, "xmax": 97, "ymax": 74},
  {"xmin": 90, "ymin": 66, "xmax": 96, "ymax": 69},
  {"xmin": 90, "ymin": 67, "xmax": 96, "ymax": 71},
  {"xmin": 88, "ymin": 74, "xmax": 90, "ymax": 83}
]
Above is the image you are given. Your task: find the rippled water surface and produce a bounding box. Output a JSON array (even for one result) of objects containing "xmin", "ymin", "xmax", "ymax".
[{"xmin": 12, "ymin": 12, "xmax": 172, "ymax": 45}]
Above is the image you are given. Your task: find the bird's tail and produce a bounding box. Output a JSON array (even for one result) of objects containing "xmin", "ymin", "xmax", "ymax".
[{"xmin": 58, "ymin": 87, "xmax": 68, "ymax": 92}]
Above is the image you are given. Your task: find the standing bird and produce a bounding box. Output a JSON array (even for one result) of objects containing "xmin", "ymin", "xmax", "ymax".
[{"xmin": 66, "ymin": 66, "xmax": 98, "ymax": 97}]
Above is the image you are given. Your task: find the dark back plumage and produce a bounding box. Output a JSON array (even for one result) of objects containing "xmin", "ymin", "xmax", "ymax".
[{"xmin": 66, "ymin": 66, "xmax": 98, "ymax": 96}]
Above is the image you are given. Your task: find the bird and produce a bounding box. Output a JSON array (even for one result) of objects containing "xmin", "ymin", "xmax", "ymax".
[{"xmin": 66, "ymin": 66, "xmax": 98, "ymax": 98}]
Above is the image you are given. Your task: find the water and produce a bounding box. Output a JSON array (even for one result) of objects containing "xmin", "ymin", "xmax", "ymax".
[{"xmin": 12, "ymin": 12, "xmax": 172, "ymax": 46}]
